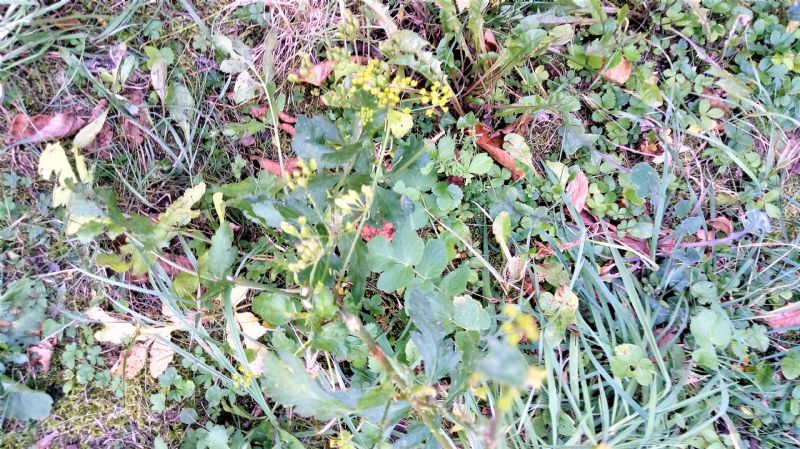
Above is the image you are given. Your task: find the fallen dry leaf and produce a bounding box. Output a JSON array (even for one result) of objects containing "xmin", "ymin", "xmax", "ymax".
[
  {"xmin": 279, "ymin": 111, "xmax": 296, "ymax": 124},
  {"xmin": 112, "ymin": 342, "xmax": 149, "ymax": 379},
  {"xmin": 601, "ymin": 58, "xmax": 632, "ymax": 85},
  {"xmin": 566, "ymin": 170, "xmax": 589, "ymax": 214},
  {"xmin": 360, "ymin": 222, "xmax": 396, "ymax": 242},
  {"xmin": 29, "ymin": 338, "xmax": 55, "ymax": 373},
  {"xmin": 5, "ymin": 112, "xmax": 84, "ymax": 145},
  {"xmin": 249, "ymin": 155, "xmax": 300, "ymax": 176},
  {"xmin": 762, "ymin": 302, "xmax": 800, "ymax": 330},
  {"xmin": 707, "ymin": 216, "xmax": 733, "ymax": 236},
  {"xmin": 241, "ymin": 134, "xmax": 256, "ymax": 147},
  {"xmin": 293, "ymin": 60, "xmax": 333, "ymax": 86},
  {"xmin": 471, "ymin": 124, "xmax": 524, "ymax": 180},
  {"xmin": 89, "ymin": 305, "xmax": 186, "ymax": 379}
]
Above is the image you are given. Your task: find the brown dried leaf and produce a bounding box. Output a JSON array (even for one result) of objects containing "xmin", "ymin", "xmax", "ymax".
[
  {"xmin": 294, "ymin": 60, "xmax": 333, "ymax": 86},
  {"xmin": 707, "ymin": 216, "xmax": 733, "ymax": 236},
  {"xmin": 601, "ymin": 58, "xmax": 632, "ymax": 85},
  {"xmin": 29, "ymin": 338, "xmax": 55, "ymax": 373},
  {"xmin": 111, "ymin": 342, "xmax": 149, "ymax": 379},
  {"xmin": 566, "ymin": 170, "xmax": 588, "ymax": 213},
  {"xmin": 249, "ymin": 155, "xmax": 300, "ymax": 176},
  {"xmin": 762, "ymin": 302, "xmax": 800, "ymax": 330},
  {"xmin": 471, "ymin": 124, "xmax": 524, "ymax": 180},
  {"xmin": 5, "ymin": 113, "xmax": 84, "ymax": 145},
  {"xmin": 148, "ymin": 330, "xmax": 175, "ymax": 379}
]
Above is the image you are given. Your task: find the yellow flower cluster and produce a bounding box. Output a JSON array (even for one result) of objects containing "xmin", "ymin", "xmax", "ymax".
[
  {"xmin": 285, "ymin": 158, "xmax": 316, "ymax": 190},
  {"xmin": 281, "ymin": 216, "xmax": 323, "ymax": 272},
  {"xmin": 329, "ymin": 431, "xmax": 355, "ymax": 449},
  {"xmin": 349, "ymin": 60, "xmax": 418, "ymax": 109},
  {"xmin": 358, "ymin": 106, "xmax": 374, "ymax": 124},
  {"xmin": 500, "ymin": 304, "xmax": 540, "ymax": 345},
  {"xmin": 419, "ymin": 81, "xmax": 454, "ymax": 116},
  {"xmin": 232, "ymin": 365, "xmax": 254, "ymax": 389}
]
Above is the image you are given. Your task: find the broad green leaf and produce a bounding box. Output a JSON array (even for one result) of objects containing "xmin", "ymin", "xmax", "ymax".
[
  {"xmin": 630, "ymin": 162, "xmax": 660, "ymax": 199},
  {"xmin": 478, "ymin": 339, "xmax": 529, "ymax": 389},
  {"xmin": 690, "ymin": 308, "xmax": 732, "ymax": 348},
  {"xmin": 207, "ymin": 223, "xmax": 236, "ymax": 276},
  {"xmin": 439, "ymin": 265, "xmax": 472, "ymax": 298},
  {"xmin": 610, "ymin": 344, "xmax": 655, "ymax": 385},
  {"xmin": 406, "ymin": 288, "xmax": 460, "ymax": 382},
  {"xmin": 451, "ymin": 295, "xmax": 490, "ymax": 331},
  {"xmin": 291, "ymin": 115, "xmax": 342, "ymax": 169},
  {"xmin": 0, "ymin": 378, "xmax": 52, "ymax": 420},
  {"xmin": 467, "ymin": 153, "xmax": 493, "ymax": 175},
  {"xmin": 417, "ymin": 239, "xmax": 448, "ymax": 280},
  {"xmin": 690, "ymin": 281, "xmax": 717, "ymax": 304},
  {"xmin": 782, "ymin": 353, "xmax": 800, "ymax": 380},
  {"xmin": 433, "ymin": 182, "xmax": 463, "ymax": 212},
  {"xmin": 260, "ymin": 352, "xmax": 355, "ymax": 419}
]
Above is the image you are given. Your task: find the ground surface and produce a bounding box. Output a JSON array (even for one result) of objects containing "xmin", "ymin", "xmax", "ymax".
[{"xmin": 2, "ymin": 1, "xmax": 800, "ymax": 449}]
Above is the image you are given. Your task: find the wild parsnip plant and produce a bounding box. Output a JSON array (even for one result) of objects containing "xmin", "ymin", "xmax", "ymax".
[{"xmin": 3, "ymin": 1, "xmax": 800, "ymax": 448}]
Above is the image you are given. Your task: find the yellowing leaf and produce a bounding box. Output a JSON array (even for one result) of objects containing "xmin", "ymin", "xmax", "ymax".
[
  {"xmin": 387, "ymin": 109, "xmax": 413, "ymax": 138},
  {"xmin": 38, "ymin": 143, "xmax": 76, "ymax": 207},
  {"xmin": 213, "ymin": 191, "xmax": 225, "ymax": 223},
  {"xmin": 159, "ymin": 183, "xmax": 206, "ymax": 227},
  {"xmin": 73, "ymin": 108, "xmax": 109, "ymax": 149},
  {"xmin": 601, "ymin": 58, "xmax": 632, "ymax": 85},
  {"xmin": 87, "ymin": 306, "xmax": 138, "ymax": 344},
  {"xmin": 88, "ymin": 306, "xmax": 185, "ymax": 379}
]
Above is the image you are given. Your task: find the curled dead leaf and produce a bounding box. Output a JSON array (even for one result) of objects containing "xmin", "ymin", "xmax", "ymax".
[
  {"xmin": 566, "ymin": 170, "xmax": 589, "ymax": 214},
  {"xmin": 471, "ymin": 124, "xmax": 524, "ymax": 180},
  {"xmin": 29, "ymin": 338, "xmax": 55, "ymax": 373},
  {"xmin": 5, "ymin": 112, "xmax": 84, "ymax": 145},
  {"xmin": 707, "ymin": 216, "xmax": 733, "ymax": 236},
  {"xmin": 762, "ymin": 302, "xmax": 800, "ymax": 330},
  {"xmin": 249, "ymin": 155, "xmax": 300, "ymax": 176},
  {"xmin": 601, "ymin": 58, "xmax": 632, "ymax": 85}
]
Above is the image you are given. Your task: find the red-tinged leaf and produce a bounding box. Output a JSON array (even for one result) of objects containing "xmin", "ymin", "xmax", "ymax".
[
  {"xmin": 707, "ymin": 216, "xmax": 733, "ymax": 236},
  {"xmin": 471, "ymin": 124, "xmax": 524, "ymax": 180},
  {"xmin": 279, "ymin": 122, "xmax": 296, "ymax": 136},
  {"xmin": 566, "ymin": 170, "xmax": 588, "ymax": 213},
  {"xmin": 5, "ymin": 112, "xmax": 84, "ymax": 145},
  {"xmin": 293, "ymin": 60, "xmax": 333, "ymax": 86},
  {"xmin": 249, "ymin": 155, "xmax": 300, "ymax": 176},
  {"xmin": 279, "ymin": 111, "xmax": 296, "ymax": 124},
  {"xmin": 762, "ymin": 303, "xmax": 800, "ymax": 330},
  {"xmin": 484, "ymin": 29, "xmax": 498, "ymax": 52},
  {"xmin": 601, "ymin": 58, "xmax": 632, "ymax": 85},
  {"xmin": 360, "ymin": 222, "xmax": 395, "ymax": 242},
  {"xmin": 250, "ymin": 105, "xmax": 268, "ymax": 119}
]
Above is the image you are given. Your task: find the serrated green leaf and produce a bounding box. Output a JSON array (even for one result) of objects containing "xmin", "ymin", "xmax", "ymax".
[{"xmin": 208, "ymin": 223, "xmax": 236, "ymax": 276}]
